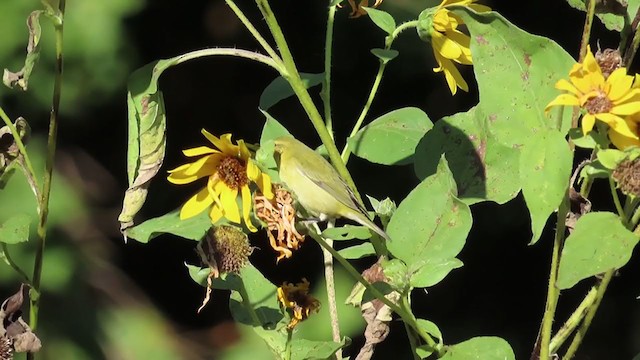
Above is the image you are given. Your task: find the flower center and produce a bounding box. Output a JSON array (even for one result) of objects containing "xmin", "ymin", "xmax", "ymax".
[
  {"xmin": 585, "ymin": 92, "xmax": 613, "ymax": 114},
  {"xmin": 217, "ymin": 156, "xmax": 248, "ymax": 189}
]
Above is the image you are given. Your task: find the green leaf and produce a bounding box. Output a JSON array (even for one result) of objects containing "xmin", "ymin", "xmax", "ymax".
[
  {"xmin": 453, "ymin": 9, "xmax": 575, "ymax": 147},
  {"xmin": 579, "ymin": 161, "xmax": 611, "ymax": 182},
  {"xmin": 414, "ymin": 106, "xmax": 521, "ymax": 205},
  {"xmin": 520, "ymin": 130, "xmax": 572, "ymax": 244},
  {"xmin": 349, "ymin": 107, "xmax": 433, "ymax": 165},
  {"xmin": 185, "ymin": 264, "xmax": 211, "ymax": 286},
  {"xmin": 259, "ymin": 73, "xmax": 324, "ymax": 110},
  {"xmin": 322, "ymin": 225, "xmax": 372, "ymax": 240},
  {"xmin": 126, "ymin": 209, "xmax": 211, "ymax": 243},
  {"xmin": 119, "ymin": 58, "xmax": 176, "ymax": 232},
  {"xmin": 229, "ymin": 264, "xmax": 282, "ymax": 328},
  {"xmin": 568, "ymin": 128, "xmax": 609, "ymax": 149},
  {"xmin": 256, "ymin": 112, "xmax": 290, "ymax": 181},
  {"xmin": 381, "ymin": 259, "xmax": 409, "ymax": 293},
  {"xmin": 557, "ymin": 212, "xmax": 639, "ymax": 289},
  {"xmin": 388, "ymin": 157, "xmax": 471, "ymax": 287},
  {"xmin": 415, "ymin": 318, "xmax": 443, "ymax": 357},
  {"xmin": 409, "ymin": 258, "xmax": 463, "ymax": 288},
  {"xmin": 338, "ymin": 243, "xmax": 376, "ymax": 259},
  {"xmin": 370, "ymin": 48, "xmax": 399, "ymax": 64},
  {"xmin": 597, "ymin": 148, "xmax": 626, "ymax": 169},
  {"xmin": 290, "ymin": 338, "xmax": 347, "ymax": 360},
  {"xmin": 362, "ymin": 7, "xmax": 396, "ymax": 34},
  {"xmin": 0, "ymin": 214, "xmax": 31, "ymax": 244},
  {"xmin": 440, "ymin": 337, "xmax": 515, "ymax": 360},
  {"xmin": 3, "ymin": 11, "xmax": 44, "ymax": 90}
]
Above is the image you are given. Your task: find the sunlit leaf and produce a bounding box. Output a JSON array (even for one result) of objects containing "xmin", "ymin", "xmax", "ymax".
[
  {"xmin": 126, "ymin": 209, "xmax": 211, "ymax": 243},
  {"xmin": 229, "ymin": 264, "xmax": 282, "ymax": 328},
  {"xmin": 388, "ymin": 157, "xmax": 471, "ymax": 287},
  {"xmin": 440, "ymin": 337, "xmax": 515, "ymax": 360},
  {"xmin": 453, "ymin": 9, "xmax": 575, "ymax": 147},
  {"xmin": 414, "ymin": 106, "xmax": 520, "ymax": 205},
  {"xmin": 520, "ymin": 130, "xmax": 572, "ymax": 244},
  {"xmin": 349, "ymin": 107, "xmax": 433, "ymax": 165},
  {"xmin": 557, "ymin": 212, "xmax": 639, "ymax": 289}
]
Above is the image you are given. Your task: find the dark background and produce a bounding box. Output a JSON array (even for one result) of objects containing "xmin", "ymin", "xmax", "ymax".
[{"xmin": 1, "ymin": 0, "xmax": 639, "ymax": 359}]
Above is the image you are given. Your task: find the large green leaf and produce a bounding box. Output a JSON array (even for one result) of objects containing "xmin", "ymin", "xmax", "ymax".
[
  {"xmin": 229, "ymin": 264, "xmax": 282, "ymax": 328},
  {"xmin": 387, "ymin": 157, "xmax": 472, "ymax": 288},
  {"xmin": 557, "ymin": 212, "xmax": 639, "ymax": 289},
  {"xmin": 259, "ymin": 73, "xmax": 324, "ymax": 110},
  {"xmin": 519, "ymin": 130, "xmax": 572, "ymax": 244},
  {"xmin": 453, "ymin": 9, "xmax": 575, "ymax": 147},
  {"xmin": 0, "ymin": 214, "xmax": 31, "ymax": 244},
  {"xmin": 349, "ymin": 107, "xmax": 433, "ymax": 165},
  {"xmin": 126, "ymin": 209, "xmax": 211, "ymax": 243},
  {"xmin": 440, "ymin": 337, "xmax": 515, "ymax": 360},
  {"xmin": 414, "ymin": 106, "xmax": 520, "ymax": 205}
]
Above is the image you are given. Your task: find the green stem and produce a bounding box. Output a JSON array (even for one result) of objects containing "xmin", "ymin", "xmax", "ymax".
[
  {"xmin": 225, "ymin": 0, "xmax": 284, "ymax": 67},
  {"xmin": 630, "ymin": 201, "xmax": 640, "ymax": 229},
  {"xmin": 539, "ymin": 190, "xmax": 570, "ymax": 360},
  {"xmin": 1, "ymin": 243, "xmax": 32, "ymax": 286},
  {"xmin": 623, "ymin": 7, "xmax": 640, "ymax": 66},
  {"xmin": 321, "ymin": 3, "xmax": 337, "ymax": 137},
  {"xmin": 30, "ymin": 0, "xmax": 65, "ymax": 335},
  {"xmin": 254, "ymin": 0, "xmax": 360, "ymax": 200},
  {"xmin": 578, "ymin": 0, "xmax": 596, "ymax": 62},
  {"xmin": 238, "ymin": 277, "xmax": 262, "ymax": 326},
  {"xmin": 609, "ymin": 178, "xmax": 625, "ymax": 222},
  {"xmin": 563, "ymin": 270, "xmax": 614, "ymax": 359},
  {"xmin": 0, "ymin": 107, "xmax": 38, "ymax": 190},
  {"xmin": 341, "ymin": 21, "xmax": 418, "ymax": 162},
  {"xmin": 285, "ymin": 328, "xmax": 293, "ymax": 360},
  {"xmin": 549, "ymin": 286, "xmax": 598, "ymax": 354},
  {"xmin": 172, "ymin": 48, "xmax": 283, "ymax": 73},
  {"xmin": 405, "ymin": 320, "xmax": 421, "ymax": 360},
  {"xmin": 317, "ymin": 223, "xmax": 341, "ymax": 359},
  {"xmin": 308, "ymin": 230, "xmax": 441, "ymax": 355}
]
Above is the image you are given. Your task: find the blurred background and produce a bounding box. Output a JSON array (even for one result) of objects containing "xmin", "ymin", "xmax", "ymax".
[{"xmin": 0, "ymin": 0, "xmax": 638, "ymax": 359}]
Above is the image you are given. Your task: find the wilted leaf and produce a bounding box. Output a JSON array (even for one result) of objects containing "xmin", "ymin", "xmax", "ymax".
[{"xmin": 3, "ymin": 11, "xmax": 44, "ymax": 90}]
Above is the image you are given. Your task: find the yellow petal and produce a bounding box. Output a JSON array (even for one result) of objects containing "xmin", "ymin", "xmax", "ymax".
[
  {"xmin": 581, "ymin": 113, "xmax": 595, "ymax": 134},
  {"xmin": 607, "ymin": 69, "xmax": 634, "ymax": 101},
  {"xmin": 555, "ymin": 79, "xmax": 581, "ymax": 96},
  {"xmin": 595, "ymin": 113, "xmax": 637, "ymax": 138},
  {"xmin": 202, "ymin": 130, "xmax": 237, "ymax": 155},
  {"xmin": 209, "ymin": 203, "xmax": 224, "ymax": 223},
  {"xmin": 259, "ymin": 172, "xmax": 273, "ymax": 199},
  {"xmin": 180, "ymin": 187, "xmax": 214, "ymax": 219},
  {"xmin": 183, "ymin": 146, "xmax": 218, "ymax": 157},
  {"xmin": 609, "ymin": 127, "xmax": 640, "ymax": 150},
  {"xmin": 610, "ymin": 100, "xmax": 640, "ymax": 116},
  {"xmin": 237, "ymin": 139, "xmax": 252, "ymax": 161},
  {"xmin": 219, "ymin": 183, "xmax": 240, "ymax": 223},
  {"xmin": 241, "ymin": 185, "xmax": 257, "ymax": 232},
  {"xmin": 432, "ymin": 32, "xmax": 463, "ymax": 60},
  {"xmin": 544, "ymin": 94, "xmax": 579, "ymax": 112}
]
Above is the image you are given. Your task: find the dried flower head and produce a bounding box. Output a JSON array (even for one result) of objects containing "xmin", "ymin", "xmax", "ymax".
[
  {"xmin": 595, "ymin": 48, "xmax": 622, "ymax": 79},
  {"xmin": 0, "ymin": 336, "xmax": 12, "ymax": 360},
  {"xmin": 346, "ymin": 0, "xmax": 383, "ymax": 18},
  {"xmin": 612, "ymin": 158, "xmax": 640, "ymax": 197},
  {"xmin": 254, "ymin": 185, "xmax": 305, "ymax": 262},
  {"xmin": 277, "ymin": 279, "xmax": 320, "ymax": 329}
]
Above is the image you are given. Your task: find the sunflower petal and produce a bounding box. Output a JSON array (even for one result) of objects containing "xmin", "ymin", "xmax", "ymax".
[
  {"xmin": 183, "ymin": 146, "xmax": 218, "ymax": 157},
  {"xmin": 219, "ymin": 184, "xmax": 240, "ymax": 223},
  {"xmin": 581, "ymin": 114, "xmax": 596, "ymax": 135},
  {"xmin": 180, "ymin": 188, "xmax": 214, "ymax": 220},
  {"xmin": 241, "ymin": 185, "xmax": 257, "ymax": 232},
  {"xmin": 595, "ymin": 113, "xmax": 637, "ymax": 138}
]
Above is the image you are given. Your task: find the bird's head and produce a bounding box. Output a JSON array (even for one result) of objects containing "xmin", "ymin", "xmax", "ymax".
[{"xmin": 273, "ymin": 135, "xmax": 295, "ymax": 154}]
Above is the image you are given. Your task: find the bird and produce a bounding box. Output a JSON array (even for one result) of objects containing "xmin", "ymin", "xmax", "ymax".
[{"xmin": 273, "ymin": 135, "xmax": 390, "ymax": 241}]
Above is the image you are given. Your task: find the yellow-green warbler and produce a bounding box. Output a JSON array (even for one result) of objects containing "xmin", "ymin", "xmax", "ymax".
[{"xmin": 273, "ymin": 136, "xmax": 390, "ymax": 241}]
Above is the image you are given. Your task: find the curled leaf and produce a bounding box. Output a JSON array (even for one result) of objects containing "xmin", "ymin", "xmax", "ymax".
[
  {"xmin": 0, "ymin": 285, "xmax": 41, "ymax": 355},
  {"xmin": 3, "ymin": 11, "xmax": 43, "ymax": 91}
]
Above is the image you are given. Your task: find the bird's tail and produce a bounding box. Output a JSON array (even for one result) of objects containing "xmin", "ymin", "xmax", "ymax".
[{"xmin": 351, "ymin": 213, "xmax": 391, "ymax": 242}]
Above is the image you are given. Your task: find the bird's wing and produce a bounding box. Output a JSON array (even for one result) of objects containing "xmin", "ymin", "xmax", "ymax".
[{"xmin": 294, "ymin": 158, "xmax": 369, "ymax": 216}]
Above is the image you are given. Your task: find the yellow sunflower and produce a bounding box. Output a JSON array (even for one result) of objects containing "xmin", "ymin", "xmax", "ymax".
[
  {"xmin": 428, "ymin": 0, "xmax": 490, "ymax": 95},
  {"xmin": 546, "ymin": 46, "xmax": 640, "ymax": 140},
  {"xmin": 277, "ymin": 278, "xmax": 320, "ymax": 329},
  {"xmin": 609, "ymin": 117, "xmax": 640, "ymax": 150},
  {"xmin": 167, "ymin": 130, "xmax": 273, "ymax": 232}
]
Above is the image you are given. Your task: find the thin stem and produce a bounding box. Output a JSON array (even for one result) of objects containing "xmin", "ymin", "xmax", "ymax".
[
  {"xmin": 630, "ymin": 201, "xmax": 640, "ymax": 229},
  {"xmin": 225, "ymin": 0, "xmax": 284, "ymax": 67},
  {"xmin": 254, "ymin": 0, "xmax": 360, "ymax": 200},
  {"xmin": 341, "ymin": 21, "xmax": 418, "ymax": 162},
  {"xmin": 321, "ymin": 3, "xmax": 337, "ymax": 138},
  {"xmin": 30, "ymin": 0, "xmax": 65, "ymax": 334},
  {"xmin": 1, "ymin": 243, "xmax": 32, "ymax": 286},
  {"xmin": 623, "ymin": 6, "xmax": 640, "ymax": 66},
  {"xmin": 285, "ymin": 328, "xmax": 293, "ymax": 360},
  {"xmin": 404, "ymin": 321, "xmax": 421, "ymax": 360},
  {"xmin": 563, "ymin": 270, "xmax": 614, "ymax": 359},
  {"xmin": 578, "ymin": 0, "xmax": 596, "ymax": 62},
  {"xmin": 539, "ymin": 191, "xmax": 570, "ymax": 360},
  {"xmin": 238, "ymin": 276, "xmax": 262, "ymax": 326},
  {"xmin": 0, "ymin": 107, "xmax": 38, "ymax": 190},
  {"xmin": 308, "ymin": 229, "xmax": 441, "ymax": 355},
  {"xmin": 317, "ymin": 222, "xmax": 341, "ymax": 359},
  {"xmin": 609, "ymin": 178, "xmax": 625, "ymax": 222},
  {"xmin": 549, "ymin": 286, "xmax": 598, "ymax": 354},
  {"xmin": 173, "ymin": 48, "xmax": 283, "ymax": 73}
]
